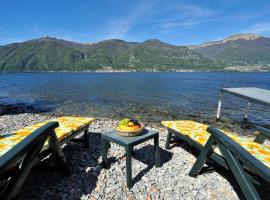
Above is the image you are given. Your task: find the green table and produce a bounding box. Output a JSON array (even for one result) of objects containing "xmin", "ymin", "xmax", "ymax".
[{"xmin": 101, "ymin": 129, "xmax": 161, "ymax": 189}]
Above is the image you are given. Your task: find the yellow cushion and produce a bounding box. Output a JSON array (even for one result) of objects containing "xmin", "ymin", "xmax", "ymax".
[
  {"xmin": 0, "ymin": 116, "xmax": 95, "ymax": 157},
  {"xmin": 162, "ymin": 120, "xmax": 270, "ymax": 168}
]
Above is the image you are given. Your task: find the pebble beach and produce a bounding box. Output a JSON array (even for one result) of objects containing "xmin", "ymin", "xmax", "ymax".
[{"xmin": 0, "ymin": 113, "xmax": 267, "ymax": 200}]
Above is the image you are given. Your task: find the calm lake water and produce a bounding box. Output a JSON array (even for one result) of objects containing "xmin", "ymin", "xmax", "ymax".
[{"xmin": 0, "ymin": 72, "xmax": 270, "ymax": 124}]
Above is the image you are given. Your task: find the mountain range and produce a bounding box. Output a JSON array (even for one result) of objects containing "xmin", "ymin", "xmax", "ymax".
[{"xmin": 0, "ymin": 33, "xmax": 270, "ymax": 72}]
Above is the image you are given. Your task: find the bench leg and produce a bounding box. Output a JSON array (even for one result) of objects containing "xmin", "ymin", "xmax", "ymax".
[
  {"xmin": 84, "ymin": 129, "xmax": 90, "ymax": 148},
  {"xmin": 165, "ymin": 131, "xmax": 172, "ymax": 150},
  {"xmin": 48, "ymin": 131, "xmax": 69, "ymax": 174},
  {"xmin": 125, "ymin": 147, "xmax": 132, "ymax": 189},
  {"xmin": 154, "ymin": 135, "xmax": 161, "ymax": 167},
  {"xmin": 2, "ymin": 147, "xmax": 42, "ymax": 200},
  {"xmin": 254, "ymin": 133, "xmax": 267, "ymax": 144},
  {"xmin": 219, "ymin": 144, "xmax": 261, "ymax": 200},
  {"xmin": 101, "ymin": 138, "xmax": 109, "ymax": 168},
  {"xmin": 189, "ymin": 136, "xmax": 216, "ymax": 177}
]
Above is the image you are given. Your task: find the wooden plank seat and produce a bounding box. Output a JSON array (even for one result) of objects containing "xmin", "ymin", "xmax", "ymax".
[
  {"xmin": 162, "ymin": 120, "xmax": 270, "ymax": 200},
  {"xmin": 0, "ymin": 116, "xmax": 95, "ymax": 199}
]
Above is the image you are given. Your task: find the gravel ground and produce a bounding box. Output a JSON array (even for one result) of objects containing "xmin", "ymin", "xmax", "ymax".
[{"xmin": 0, "ymin": 113, "xmax": 266, "ymax": 200}]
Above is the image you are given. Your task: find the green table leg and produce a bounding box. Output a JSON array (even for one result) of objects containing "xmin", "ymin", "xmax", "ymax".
[
  {"xmin": 125, "ymin": 147, "xmax": 132, "ymax": 189},
  {"xmin": 165, "ymin": 131, "xmax": 172, "ymax": 149},
  {"xmin": 131, "ymin": 146, "xmax": 134, "ymax": 156},
  {"xmin": 101, "ymin": 138, "xmax": 109, "ymax": 168},
  {"xmin": 154, "ymin": 135, "xmax": 161, "ymax": 167}
]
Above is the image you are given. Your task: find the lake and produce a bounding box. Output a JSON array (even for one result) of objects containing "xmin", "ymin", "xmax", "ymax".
[{"xmin": 0, "ymin": 72, "xmax": 270, "ymax": 124}]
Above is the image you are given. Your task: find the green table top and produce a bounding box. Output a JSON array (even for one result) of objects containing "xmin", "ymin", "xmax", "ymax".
[
  {"xmin": 222, "ymin": 87, "xmax": 270, "ymax": 107},
  {"xmin": 102, "ymin": 129, "xmax": 158, "ymax": 146}
]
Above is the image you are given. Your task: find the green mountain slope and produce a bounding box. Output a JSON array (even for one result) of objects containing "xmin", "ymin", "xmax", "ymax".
[
  {"xmin": 2, "ymin": 34, "xmax": 270, "ymax": 72},
  {"xmin": 75, "ymin": 39, "xmax": 138, "ymax": 70},
  {"xmin": 0, "ymin": 37, "xmax": 222, "ymax": 72},
  {"xmin": 0, "ymin": 37, "xmax": 85, "ymax": 71},
  {"xmin": 113, "ymin": 39, "xmax": 219, "ymax": 71},
  {"xmin": 191, "ymin": 34, "xmax": 270, "ymax": 66}
]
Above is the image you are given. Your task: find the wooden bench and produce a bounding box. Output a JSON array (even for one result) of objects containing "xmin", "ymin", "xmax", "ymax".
[
  {"xmin": 0, "ymin": 116, "xmax": 95, "ymax": 199},
  {"xmin": 162, "ymin": 120, "xmax": 270, "ymax": 200}
]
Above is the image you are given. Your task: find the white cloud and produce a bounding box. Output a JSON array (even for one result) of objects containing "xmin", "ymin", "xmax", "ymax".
[
  {"xmin": 30, "ymin": 24, "xmax": 42, "ymax": 34},
  {"xmin": 160, "ymin": 20, "xmax": 198, "ymax": 29},
  {"xmin": 106, "ymin": 0, "xmax": 156, "ymax": 39},
  {"xmin": 159, "ymin": 4, "xmax": 217, "ymax": 29},
  {"xmin": 178, "ymin": 5, "xmax": 216, "ymax": 18},
  {"xmin": 242, "ymin": 22, "xmax": 270, "ymax": 34}
]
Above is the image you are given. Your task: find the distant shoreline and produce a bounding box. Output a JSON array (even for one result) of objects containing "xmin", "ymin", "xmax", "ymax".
[{"xmin": 1, "ymin": 69, "xmax": 270, "ymax": 73}]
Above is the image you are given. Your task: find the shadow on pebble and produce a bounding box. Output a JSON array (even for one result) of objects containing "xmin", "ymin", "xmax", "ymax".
[
  {"xmin": 95, "ymin": 141, "xmax": 173, "ymax": 189},
  {"xmin": 132, "ymin": 145, "xmax": 173, "ymax": 186},
  {"xmin": 18, "ymin": 132, "xmax": 103, "ymax": 200}
]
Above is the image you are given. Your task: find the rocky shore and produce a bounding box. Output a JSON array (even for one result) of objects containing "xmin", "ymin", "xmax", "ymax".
[{"xmin": 0, "ymin": 113, "xmax": 263, "ymax": 199}]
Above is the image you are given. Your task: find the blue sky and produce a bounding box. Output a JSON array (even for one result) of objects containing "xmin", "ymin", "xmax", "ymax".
[{"xmin": 0, "ymin": 0, "xmax": 270, "ymax": 45}]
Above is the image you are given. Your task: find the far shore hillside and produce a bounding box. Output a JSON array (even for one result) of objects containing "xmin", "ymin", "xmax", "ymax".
[{"xmin": 1, "ymin": 33, "xmax": 270, "ymax": 73}]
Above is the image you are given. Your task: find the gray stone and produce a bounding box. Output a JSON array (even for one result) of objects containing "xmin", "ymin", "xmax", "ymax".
[{"xmin": 0, "ymin": 113, "xmax": 242, "ymax": 200}]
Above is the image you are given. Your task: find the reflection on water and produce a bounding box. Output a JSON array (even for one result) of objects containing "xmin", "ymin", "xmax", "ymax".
[{"xmin": 0, "ymin": 72, "xmax": 270, "ymax": 123}]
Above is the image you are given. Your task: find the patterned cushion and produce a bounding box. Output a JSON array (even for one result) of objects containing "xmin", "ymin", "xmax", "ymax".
[
  {"xmin": 0, "ymin": 116, "xmax": 95, "ymax": 157},
  {"xmin": 162, "ymin": 120, "xmax": 270, "ymax": 168}
]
